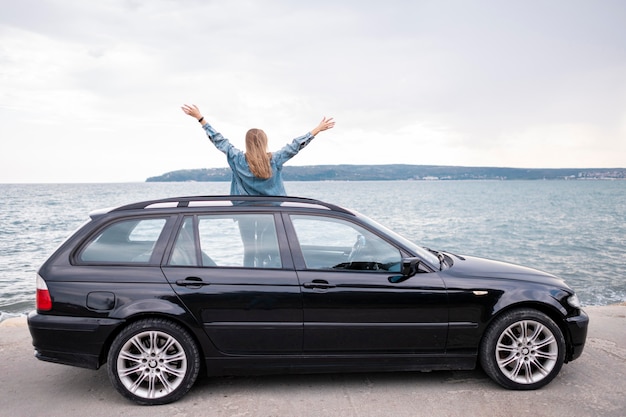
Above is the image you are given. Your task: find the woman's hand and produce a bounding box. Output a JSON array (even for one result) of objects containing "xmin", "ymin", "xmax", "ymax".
[
  {"xmin": 311, "ymin": 117, "xmax": 335, "ymax": 136},
  {"xmin": 181, "ymin": 104, "xmax": 203, "ymax": 120}
]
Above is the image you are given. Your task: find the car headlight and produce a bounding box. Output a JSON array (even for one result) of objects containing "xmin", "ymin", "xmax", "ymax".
[{"xmin": 567, "ymin": 293, "xmax": 582, "ymax": 309}]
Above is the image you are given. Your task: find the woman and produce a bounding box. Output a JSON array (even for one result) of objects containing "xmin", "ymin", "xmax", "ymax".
[{"xmin": 181, "ymin": 104, "xmax": 335, "ymax": 196}]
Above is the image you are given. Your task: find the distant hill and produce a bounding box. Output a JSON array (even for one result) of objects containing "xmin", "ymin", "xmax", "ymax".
[{"xmin": 146, "ymin": 165, "xmax": 626, "ymax": 182}]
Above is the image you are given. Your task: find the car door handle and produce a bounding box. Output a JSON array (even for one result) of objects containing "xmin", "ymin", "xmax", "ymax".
[
  {"xmin": 176, "ymin": 277, "xmax": 211, "ymax": 287},
  {"xmin": 303, "ymin": 280, "xmax": 335, "ymax": 289}
]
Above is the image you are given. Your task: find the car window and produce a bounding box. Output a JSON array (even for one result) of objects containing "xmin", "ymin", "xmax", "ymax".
[
  {"xmin": 170, "ymin": 214, "xmax": 282, "ymax": 269},
  {"xmin": 79, "ymin": 218, "xmax": 167, "ymax": 263},
  {"xmin": 169, "ymin": 217, "xmax": 198, "ymax": 266},
  {"xmin": 290, "ymin": 215, "xmax": 401, "ymax": 272}
]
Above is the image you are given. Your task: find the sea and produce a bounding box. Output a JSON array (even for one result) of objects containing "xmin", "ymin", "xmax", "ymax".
[{"xmin": 1, "ymin": 180, "xmax": 625, "ymax": 322}]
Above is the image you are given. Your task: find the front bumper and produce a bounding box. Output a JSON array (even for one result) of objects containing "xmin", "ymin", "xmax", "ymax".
[{"xmin": 565, "ymin": 308, "xmax": 589, "ymax": 361}]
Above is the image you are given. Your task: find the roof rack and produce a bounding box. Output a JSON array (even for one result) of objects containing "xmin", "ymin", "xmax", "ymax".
[{"xmin": 112, "ymin": 195, "xmax": 352, "ymax": 214}]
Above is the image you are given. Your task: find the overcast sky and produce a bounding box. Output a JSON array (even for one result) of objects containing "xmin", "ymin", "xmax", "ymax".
[{"xmin": 1, "ymin": 0, "xmax": 625, "ymax": 183}]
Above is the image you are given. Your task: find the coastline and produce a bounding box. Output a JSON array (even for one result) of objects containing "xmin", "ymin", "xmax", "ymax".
[{"xmin": 0, "ymin": 315, "xmax": 27, "ymax": 327}]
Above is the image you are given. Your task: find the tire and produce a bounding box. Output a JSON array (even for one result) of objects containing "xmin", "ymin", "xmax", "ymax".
[
  {"xmin": 107, "ymin": 318, "xmax": 201, "ymax": 405},
  {"xmin": 479, "ymin": 308, "xmax": 565, "ymax": 390}
]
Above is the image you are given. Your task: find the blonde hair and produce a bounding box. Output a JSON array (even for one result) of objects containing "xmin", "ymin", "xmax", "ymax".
[{"xmin": 245, "ymin": 129, "xmax": 272, "ymax": 179}]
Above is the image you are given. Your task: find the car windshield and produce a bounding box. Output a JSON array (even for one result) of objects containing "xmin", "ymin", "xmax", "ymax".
[{"xmin": 355, "ymin": 212, "xmax": 440, "ymax": 268}]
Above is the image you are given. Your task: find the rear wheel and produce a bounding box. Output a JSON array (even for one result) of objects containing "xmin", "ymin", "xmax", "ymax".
[
  {"xmin": 479, "ymin": 308, "xmax": 565, "ymax": 390},
  {"xmin": 107, "ymin": 318, "xmax": 200, "ymax": 405}
]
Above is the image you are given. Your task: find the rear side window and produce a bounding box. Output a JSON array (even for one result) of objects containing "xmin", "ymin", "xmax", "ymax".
[
  {"xmin": 79, "ymin": 218, "xmax": 167, "ymax": 263},
  {"xmin": 169, "ymin": 214, "xmax": 282, "ymax": 269}
]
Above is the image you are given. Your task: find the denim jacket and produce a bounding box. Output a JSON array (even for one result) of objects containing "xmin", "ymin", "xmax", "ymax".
[{"xmin": 202, "ymin": 123, "xmax": 314, "ymax": 196}]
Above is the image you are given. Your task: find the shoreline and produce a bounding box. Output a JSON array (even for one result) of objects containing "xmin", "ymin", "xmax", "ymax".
[{"xmin": 0, "ymin": 315, "xmax": 27, "ymax": 327}]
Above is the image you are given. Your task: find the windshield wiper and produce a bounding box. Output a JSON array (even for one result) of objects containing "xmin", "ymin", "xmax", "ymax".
[
  {"xmin": 436, "ymin": 252, "xmax": 445, "ymax": 271},
  {"xmin": 426, "ymin": 248, "xmax": 445, "ymax": 271}
]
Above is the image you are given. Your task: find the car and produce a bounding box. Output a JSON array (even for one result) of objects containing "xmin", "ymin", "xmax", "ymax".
[{"xmin": 28, "ymin": 195, "xmax": 588, "ymax": 405}]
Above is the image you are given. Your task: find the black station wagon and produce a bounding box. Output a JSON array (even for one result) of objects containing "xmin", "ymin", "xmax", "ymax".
[{"xmin": 28, "ymin": 195, "xmax": 588, "ymax": 405}]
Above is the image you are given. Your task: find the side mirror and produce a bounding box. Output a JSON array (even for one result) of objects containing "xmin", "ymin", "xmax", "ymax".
[
  {"xmin": 401, "ymin": 257, "xmax": 421, "ymax": 278},
  {"xmin": 389, "ymin": 257, "xmax": 421, "ymax": 283}
]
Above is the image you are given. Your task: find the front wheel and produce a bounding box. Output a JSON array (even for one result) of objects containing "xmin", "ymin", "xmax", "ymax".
[
  {"xmin": 107, "ymin": 318, "xmax": 200, "ymax": 405},
  {"xmin": 479, "ymin": 308, "xmax": 565, "ymax": 390}
]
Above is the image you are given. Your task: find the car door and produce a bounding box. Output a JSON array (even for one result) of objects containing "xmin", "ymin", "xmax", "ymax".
[
  {"xmin": 286, "ymin": 213, "xmax": 448, "ymax": 354},
  {"xmin": 161, "ymin": 212, "xmax": 303, "ymax": 355}
]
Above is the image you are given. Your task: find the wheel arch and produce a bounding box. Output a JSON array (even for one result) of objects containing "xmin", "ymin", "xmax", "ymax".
[
  {"xmin": 483, "ymin": 299, "xmax": 576, "ymax": 361},
  {"xmin": 98, "ymin": 301, "xmax": 208, "ymax": 370},
  {"xmin": 478, "ymin": 303, "xmax": 568, "ymax": 390}
]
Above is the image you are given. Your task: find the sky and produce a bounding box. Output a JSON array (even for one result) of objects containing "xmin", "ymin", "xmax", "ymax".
[{"xmin": 1, "ymin": 0, "xmax": 625, "ymax": 183}]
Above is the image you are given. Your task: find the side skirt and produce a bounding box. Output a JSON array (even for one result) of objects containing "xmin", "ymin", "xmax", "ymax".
[{"xmin": 204, "ymin": 354, "xmax": 477, "ymax": 377}]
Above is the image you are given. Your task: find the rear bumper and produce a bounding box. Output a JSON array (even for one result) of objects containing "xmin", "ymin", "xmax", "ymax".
[
  {"xmin": 27, "ymin": 311, "xmax": 123, "ymax": 370},
  {"xmin": 565, "ymin": 308, "xmax": 589, "ymax": 361}
]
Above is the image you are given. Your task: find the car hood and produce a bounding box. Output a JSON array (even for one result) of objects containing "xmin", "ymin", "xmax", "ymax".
[{"xmin": 444, "ymin": 253, "xmax": 566, "ymax": 286}]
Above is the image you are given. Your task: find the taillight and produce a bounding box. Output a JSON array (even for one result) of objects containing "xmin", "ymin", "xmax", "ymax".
[{"xmin": 36, "ymin": 274, "xmax": 52, "ymax": 311}]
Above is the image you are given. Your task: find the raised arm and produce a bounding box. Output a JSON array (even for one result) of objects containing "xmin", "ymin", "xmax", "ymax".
[
  {"xmin": 181, "ymin": 104, "xmax": 208, "ymax": 126},
  {"xmin": 272, "ymin": 117, "xmax": 336, "ymax": 167},
  {"xmin": 181, "ymin": 104, "xmax": 240, "ymax": 157},
  {"xmin": 310, "ymin": 117, "xmax": 335, "ymax": 136}
]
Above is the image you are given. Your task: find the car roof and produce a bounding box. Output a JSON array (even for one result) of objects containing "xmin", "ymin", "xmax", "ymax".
[{"xmin": 90, "ymin": 195, "xmax": 353, "ymax": 220}]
